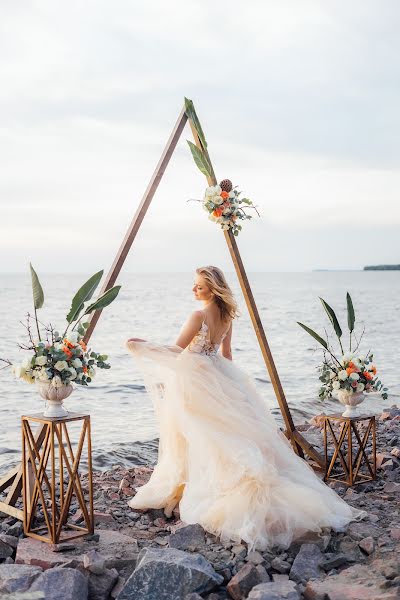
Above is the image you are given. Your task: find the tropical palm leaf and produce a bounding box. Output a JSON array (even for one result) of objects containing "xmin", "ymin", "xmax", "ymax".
[
  {"xmin": 184, "ymin": 97, "xmax": 207, "ymax": 149},
  {"xmin": 29, "ymin": 263, "xmax": 44, "ymax": 309},
  {"xmin": 66, "ymin": 270, "xmax": 103, "ymax": 324},
  {"xmin": 319, "ymin": 297, "xmax": 342, "ymax": 339},
  {"xmin": 346, "ymin": 292, "xmax": 355, "ymax": 333},
  {"xmin": 84, "ymin": 286, "xmax": 121, "ymax": 315},
  {"xmin": 187, "ymin": 141, "xmax": 212, "ymax": 178},
  {"xmin": 297, "ymin": 322, "xmax": 328, "ymax": 349}
]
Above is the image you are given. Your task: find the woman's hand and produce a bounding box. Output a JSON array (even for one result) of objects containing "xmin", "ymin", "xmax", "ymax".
[{"xmin": 127, "ymin": 337, "xmax": 146, "ymax": 343}]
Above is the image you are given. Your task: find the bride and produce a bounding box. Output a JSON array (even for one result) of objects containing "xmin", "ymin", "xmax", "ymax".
[{"xmin": 126, "ymin": 265, "xmax": 366, "ymax": 552}]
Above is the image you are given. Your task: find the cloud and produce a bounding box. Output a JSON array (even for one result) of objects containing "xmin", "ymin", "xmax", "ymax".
[{"xmin": 0, "ymin": 0, "xmax": 399, "ymax": 272}]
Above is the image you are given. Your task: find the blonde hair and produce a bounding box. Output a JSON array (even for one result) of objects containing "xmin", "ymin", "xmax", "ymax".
[{"xmin": 196, "ymin": 266, "xmax": 239, "ymax": 322}]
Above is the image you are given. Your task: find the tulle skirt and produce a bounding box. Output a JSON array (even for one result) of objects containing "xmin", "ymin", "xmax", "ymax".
[{"xmin": 125, "ymin": 340, "xmax": 367, "ymax": 552}]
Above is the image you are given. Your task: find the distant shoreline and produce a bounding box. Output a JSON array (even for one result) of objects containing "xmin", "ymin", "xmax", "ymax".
[{"xmin": 363, "ymin": 264, "xmax": 400, "ymax": 271}]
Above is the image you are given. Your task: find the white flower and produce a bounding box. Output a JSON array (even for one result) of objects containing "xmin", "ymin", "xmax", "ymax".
[
  {"xmin": 51, "ymin": 375, "xmax": 63, "ymax": 388},
  {"xmin": 338, "ymin": 370, "xmax": 348, "ymax": 381},
  {"xmin": 349, "ymin": 372, "xmax": 359, "ymax": 381},
  {"xmin": 213, "ymin": 195, "xmax": 224, "ymax": 206},
  {"xmin": 35, "ymin": 355, "xmax": 47, "ymax": 366},
  {"xmin": 221, "ymin": 224, "xmax": 230, "ymax": 231},
  {"xmin": 37, "ymin": 367, "xmax": 50, "ymax": 382},
  {"xmin": 72, "ymin": 358, "xmax": 82, "ymax": 368},
  {"xmin": 21, "ymin": 371, "xmax": 35, "ymax": 384},
  {"xmin": 356, "ymin": 382, "xmax": 365, "ymax": 392},
  {"xmin": 66, "ymin": 331, "xmax": 79, "ymax": 344},
  {"xmin": 205, "ymin": 186, "xmax": 215, "ymax": 197},
  {"xmin": 54, "ymin": 360, "xmax": 68, "ymax": 372},
  {"xmin": 329, "ymin": 371, "xmax": 336, "ymax": 379},
  {"xmin": 12, "ymin": 364, "xmax": 23, "ymax": 378},
  {"xmin": 68, "ymin": 367, "xmax": 77, "ymax": 380},
  {"xmin": 222, "ymin": 206, "xmax": 232, "ymax": 215},
  {"xmin": 332, "ymin": 381, "xmax": 341, "ymax": 390},
  {"xmin": 214, "ymin": 185, "xmax": 222, "ymax": 195},
  {"xmin": 228, "ymin": 191, "xmax": 235, "ymax": 198},
  {"xmin": 21, "ymin": 358, "xmax": 33, "ymax": 370},
  {"xmin": 76, "ymin": 372, "xmax": 83, "ymax": 381}
]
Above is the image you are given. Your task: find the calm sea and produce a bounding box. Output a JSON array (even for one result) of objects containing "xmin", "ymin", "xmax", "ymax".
[{"xmin": 0, "ymin": 271, "xmax": 398, "ymax": 474}]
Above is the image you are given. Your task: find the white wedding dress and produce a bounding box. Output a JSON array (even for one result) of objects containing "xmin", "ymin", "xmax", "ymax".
[{"xmin": 126, "ymin": 312, "xmax": 366, "ymax": 552}]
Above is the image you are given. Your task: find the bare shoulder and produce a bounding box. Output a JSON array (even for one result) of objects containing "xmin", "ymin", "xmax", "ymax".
[{"xmin": 189, "ymin": 310, "xmax": 204, "ymax": 323}]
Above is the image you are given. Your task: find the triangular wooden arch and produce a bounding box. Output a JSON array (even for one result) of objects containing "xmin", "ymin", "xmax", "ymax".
[{"xmin": 0, "ymin": 98, "xmax": 324, "ymax": 520}]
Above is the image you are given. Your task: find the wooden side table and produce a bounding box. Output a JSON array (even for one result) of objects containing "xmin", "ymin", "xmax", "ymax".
[
  {"xmin": 21, "ymin": 412, "xmax": 94, "ymax": 544},
  {"xmin": 323, "ymin": 414, "xmax": 376, "ymax": 486}
]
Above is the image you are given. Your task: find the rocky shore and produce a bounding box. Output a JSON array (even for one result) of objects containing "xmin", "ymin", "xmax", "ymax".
[{"xmin": 0, "ymin": 406, "xmax": 399, "ymax": 599}]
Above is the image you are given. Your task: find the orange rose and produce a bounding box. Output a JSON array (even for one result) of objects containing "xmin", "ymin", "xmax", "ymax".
[
  {"xmin": 364, "ymin": 371, "xmax": 373, "ymax": 380},
  {"xmin": 220, "ymin": 191, "xmax": 229, "ymax": 199},
  {"xmin": 62, "ymin": 347, "xmax": 72, "ymax": 358},
  {"xmin": 213, "ymin": 208, "xmax": 223, "ymax": 217},
  {"xmin": 83, "ymin": 366, "xmax": 88, "ymax": 373},
  {"xmin": 371, "ymin": 365, "xmax": 377, "ymax": 375},
  {"xmin": 79, "ymin": 340, "xmax": 87, "ymax": 351}
]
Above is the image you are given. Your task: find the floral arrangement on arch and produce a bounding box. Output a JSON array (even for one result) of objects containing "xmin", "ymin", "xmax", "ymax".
[
  {"xmin": 1, "ymin": 265, "xmax": 121, "ymax": 389},
  {"xmin": 202, "ymin": 179, "xmax": 259, "ymax": 236},
  {"xmin": 184, "ymin": 97, "xmax": 259, "ymax": 236},
  {"xmin": 297, "ymin": 292, "xmax": 388, "ymax": 402}
]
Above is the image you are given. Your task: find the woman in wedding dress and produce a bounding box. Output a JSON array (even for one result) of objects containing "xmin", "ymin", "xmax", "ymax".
[{"xmin": 126, "ymin": 266, "xmax": 366, "ymax": 552}]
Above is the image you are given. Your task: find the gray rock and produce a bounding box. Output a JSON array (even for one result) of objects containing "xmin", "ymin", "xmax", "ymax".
[
  {"xmin": 30, "ymin": 567, "xmax": 88, "ymax": 600},
  {"xmin": 88, "ymin": 567, "xmax": 119, "ymax": 600},
  {"xmin": 0, "ymin": 564, "xmax": 43, "ymax": 594},
  {"xmin": 271, "ymin": 557, "xmax": 291, "ymax": 574},
  {"xmin": 117, "ymin": 547, "xmax": 223, "ymax": 600},
  {"xmin": 0, "ymin": 539, "xmax": 15, "ymax": 559},
  {"xmin": 227, "ymin": 563, "xmax": 263, "ymax": 600},
  {"xmin": 320, "ymin": 552, "xmax": 350, "ymax": 571},
  {"xmin": 0, "ymin": 593, "xmax": 45, "ymax": 599},
  {"xmin": 245, "ymin": 551, "xmax": 265, "ymax": 566},
  {"xmin": 0, "ymin": 534, "xmax": 19, "ymax": 549},
  {"xmin": 289, "ymin": 543, "xmax": 324, "ymax": 583},
  {"xmin": 255, "ymin": 565, "xmax": 271, "ymax": 583},
  {"xmin": 168, "ymin": 524, "xmax": 206, "ymax": 550},
  {"xmin": 83, "ymin": 550, "xmax": 106, "ymax": 575},
  {"xmin": 184, "ymin": 595, "xmax": 203, "ymax": 600},
  {"xmin": 5, "ymin": 523, "xmax": 24, "ymax": 538},
  {"xmin": 248, "ymin": 580, "xmax": 300, "ymax": 600}
]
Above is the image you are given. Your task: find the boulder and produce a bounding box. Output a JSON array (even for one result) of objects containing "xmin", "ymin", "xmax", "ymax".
[
  {"xmin": 168, "ymin": 524, "xmax": 206, "ymax": 550},
  {"xmin": 248, "ymin": 580, "xmax": 301, "ymax": 599},
  {"xmin": 29, "ymin": 567, "xmax": 88, "ymax": 600},
  {"xmin": 226, "ymin": 563, "xmax": 263, "ymax": 599},
  {"xmin": 16, "ymin": 530, "xmax": 138, "ymax": 570},
  {"xmin": 289, "ymin": 544, "xmax": 324, "ymax": 583},
  {"xmin": 0, "ymin": 564, "xmax": 43, "ymax": 594},
  {"xmin": 88, "ymin": 567, "xmax": 119, "ymax": 600},
  {"xmin": 304, "ymin": 560, "xmax": 400, "ymax": 600},
  {"xmin": 116, "ymin": 547, "xmax": 223, "ymax": 599}
]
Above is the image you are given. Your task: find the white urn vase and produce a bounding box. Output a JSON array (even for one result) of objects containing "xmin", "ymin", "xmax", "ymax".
[
  {"xmin": 337, "ymin": 389, "xmax": 365, "ymax": 417},
  {"xmin": 36, "ymin": 381, "xmax": 72, "ymax": 418}
]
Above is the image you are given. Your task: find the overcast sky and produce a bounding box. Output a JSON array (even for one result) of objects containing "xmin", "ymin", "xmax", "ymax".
[{"xmin": 0, "ymin": 1, "xmax": 399, "ymax": 273}]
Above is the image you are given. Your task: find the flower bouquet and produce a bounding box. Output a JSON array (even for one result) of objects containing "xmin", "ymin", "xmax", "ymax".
[
  {"xmin": 1, "ymin": 265, "xmax": 121, "ymax": 417},
  {"xmin": 201, "ymin": 179, "xmax": 259, "ymax": 236},
  {"xmin": 297, "ymin": 292, "xmax": 388, "ymax": 416}
]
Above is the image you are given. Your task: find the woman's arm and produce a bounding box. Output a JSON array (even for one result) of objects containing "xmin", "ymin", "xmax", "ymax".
[
  {"xmin": 175, "ymin": 311, "xmax": 204, "ymax": 350},
  {"xmin": 220, "ymin": 321, "xmax": 233, "ymax": 360}
]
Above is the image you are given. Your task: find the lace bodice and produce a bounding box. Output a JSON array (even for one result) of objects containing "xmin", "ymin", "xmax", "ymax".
[{"xmin": 188, "ymin": 314, "xmax": 229, "ymax": 357}]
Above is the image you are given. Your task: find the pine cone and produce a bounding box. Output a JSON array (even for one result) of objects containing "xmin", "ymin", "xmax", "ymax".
[{"xmin": 219, "ymin": 179, "xmax": 233, "ymax": 192}]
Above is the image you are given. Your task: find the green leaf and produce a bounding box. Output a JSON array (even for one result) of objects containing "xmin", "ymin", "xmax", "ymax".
[
  {"xmin": 187, "ymin": 141, "xmax": 212, "ymax": 178},
  {"xmin": 297, "ymin": 322, "xmax": 328, "ymax": 349},
  {"xmin": 184, "ymin": 97, "xmax": 207, "ymax": 149},
  {"xmin": 66, "ymin": 270, "xmax": 103, "ymax": 324},
  {"xmin": 346, "ymin": 292, "xmax": 355, "ymax": 333},
  {"xmin": 30, "ymin": 263, "xmax": 44, "ymax": 310},
  {"xmin": 84, "ymin": 286, "xmax": 121, "ymax": 315},
  {"xmin": 319, "ymin": 297, "xmax": 342, "ymax": 339}
]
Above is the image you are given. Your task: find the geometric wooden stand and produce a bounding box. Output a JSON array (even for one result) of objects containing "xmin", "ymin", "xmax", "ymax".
[
  {"xmin": 323, "ymin": 414, "xmax": 376, "ymax": 487},
  {"xmin": 22, "ymin": 412, "xmax": 94, "ymax": 544}
]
